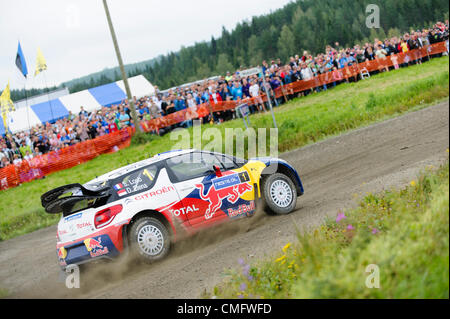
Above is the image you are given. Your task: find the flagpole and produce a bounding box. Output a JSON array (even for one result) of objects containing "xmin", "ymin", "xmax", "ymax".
[
  {"xmin": 23, "ymin": 82, "xmax": 31, "ymax": 131},
  {"xmin": 42, "ymin": 72, "xmax": 55, "ymax": 122},
  {"xmin": 16, "ymin": 40, "xmax": 31, "ymax": 132}
]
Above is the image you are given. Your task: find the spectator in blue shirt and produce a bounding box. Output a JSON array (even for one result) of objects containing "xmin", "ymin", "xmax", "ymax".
[
  {"xmin": 175, "ymin": 96, "xmax": 187, "ymax": 111},
  {"xmin": 338, "ymin": 54, "xmax": 348, "ymax": 68},
  {"xmin": 231, "ymin": 81, "xmax": 243, "ymax": 100},
  {"xmin": 201, "ymin": 90, "xmax": 210, "ymax": 104},
  {"xmin": 119, "ymin": 110, "xmax": 130, "ymax": 127}
]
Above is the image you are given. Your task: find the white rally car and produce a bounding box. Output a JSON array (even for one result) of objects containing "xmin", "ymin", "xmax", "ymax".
[{"xmin": 41, "ymin": 149, "xmax": 304, "ymax": 268}]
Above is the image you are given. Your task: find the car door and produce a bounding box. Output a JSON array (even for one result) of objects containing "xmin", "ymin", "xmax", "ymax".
[
  {"xmin": 165, "ymin": 152, "xmax": 227, "ymax": 229},
  {"xmin": 212, "ymin": 152, "xmax": 255, "ymax": 219},
  {"xmin": 166, "ymin": 151, "xmax": 254, "ymax": 230}
]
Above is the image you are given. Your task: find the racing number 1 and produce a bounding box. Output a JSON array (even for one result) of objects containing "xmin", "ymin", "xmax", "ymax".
[{"xmin": 143, "ymin": 169, "xmax": 154, "ymax": 181}]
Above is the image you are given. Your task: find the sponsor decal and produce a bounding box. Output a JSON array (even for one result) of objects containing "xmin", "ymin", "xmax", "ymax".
[
  {"xmin": 89, "ymin": 246, "xmax": 109, "ymax": 258},
  {"xmin": 212, "ymin": 172, "xmax": 250, "ymax": 190},
  {"xmin": 134, "ymin": 186, "xmax": 175, "ymax": 201},
  {"xmin": 84, "ymin": 237, "xmax": 109, "ymax": 258},
  {"xmin": 196, "ymin": 172, "xmax": 253, "ymax": 220},
  {"xmin": 58, "ymin": 229, "xmax": 68, "ymax": 236},
  {"xmin": 170, "ymin": 204, "xmax": 199, "ymax": 217},
  {"xmin": 76, "ymin": 222, "xmax": 92, "ymax": 229},
  {"xmin": 58, "ymin": 247, "xmax": 67, "ymax": 259},
  {"xmin": 64, "ymin": 212, "xmax": 82, "ymax": 222},
  {"xmin": 227, "ymin": 201, "xmax": 255, "ymax": 218}
]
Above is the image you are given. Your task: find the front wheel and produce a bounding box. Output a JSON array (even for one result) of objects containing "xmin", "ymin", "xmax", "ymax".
[
  {"xmin": 261, "ymin": 173, "xmax": 297, "ymax": 215},
  {"xmin": 129, "ymin": 216, "xmax": 170, "ymax": 263}
]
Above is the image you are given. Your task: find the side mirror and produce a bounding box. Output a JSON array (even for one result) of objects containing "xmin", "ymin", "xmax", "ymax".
[{"xmin": 213, "ymin": 165, "xmax": 223, "ymax": 177}]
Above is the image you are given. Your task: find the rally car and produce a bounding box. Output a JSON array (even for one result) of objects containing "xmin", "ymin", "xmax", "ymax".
[{"xmin": 41, "ymin": 149, "xmax": 304, "ymax": 268}]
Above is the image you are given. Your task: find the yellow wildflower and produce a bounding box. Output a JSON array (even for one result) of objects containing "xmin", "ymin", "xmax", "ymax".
[
  {"xmin": 282, "ymin": 243, "xmax": 292, "ymax": 253},
  {"xmin": 275, "ymin": 255, "xmax": 286, "ymax": 263}
]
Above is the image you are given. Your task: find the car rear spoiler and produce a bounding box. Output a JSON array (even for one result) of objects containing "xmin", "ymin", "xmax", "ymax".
[{"xmin": 41, "ymin": 183, "xmax": 110, "ymax": 215}]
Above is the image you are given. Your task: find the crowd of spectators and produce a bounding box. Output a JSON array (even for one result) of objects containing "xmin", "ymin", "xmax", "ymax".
[{"xmin": 1, "ymin": 21, "xmax": 448, "ymax": 168}]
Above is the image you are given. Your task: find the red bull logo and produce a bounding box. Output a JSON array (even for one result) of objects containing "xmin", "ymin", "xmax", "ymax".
[
  {"xmin": 196, "ymin": 173, "xmax": 253, "ymax": 220},
  {"xmin": 84, "ymin": 237, "xmax": 109, "ymax": 257},
  {"xmin": 84, "ymin": 238, "xmax": 102, "ymax": 252},
  {"xmin": 57, "ymin": 247, "xmax": 67, "ymax": 259}
]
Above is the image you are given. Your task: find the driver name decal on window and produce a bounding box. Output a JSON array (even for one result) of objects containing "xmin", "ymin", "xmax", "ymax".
[{"xmin": 115, "ymin": 166, "xmax": 158, "ymax": 197}]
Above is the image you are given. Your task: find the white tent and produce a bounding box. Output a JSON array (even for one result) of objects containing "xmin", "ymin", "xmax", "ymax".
[
  {"xmin": 1, "ymin": 75, "xmax": 155, "ymax": 135},
  {"xmin": 8, "ymin": 107, "xmax": 42, "ymax": 133},
  {"xmin": 116, "ymin": 75, "xmax": 155, "ymax": 98},
  {"xmin": 59, "ymin": 90, "xmax": 102, "ymax": 114}
]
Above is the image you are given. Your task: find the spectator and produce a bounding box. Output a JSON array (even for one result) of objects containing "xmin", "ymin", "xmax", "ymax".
[
  {"xmin": 79, "ymin": 106, "xmax": 88, "ymax": 117},
  {"xmin": 231, "ymin": 81, "xmax": 243, "ymax": 101},
  {"xmin": 119, "ymin": 110, "xmax": 131, "ymax": 127},
  {"xmin": 0, "ymin": 156, "xmax": 10, "ymax": 168},
  {"xmin": 12, "ymin": 154, "xmax": 22, "ymax": 166},
  {"xmin": 249, "ymin": 79, "xmax": 265, "ymax": 112},
  {"xmin": 1, "ymin": 20, "xmax": 447, "ymax": 163}
]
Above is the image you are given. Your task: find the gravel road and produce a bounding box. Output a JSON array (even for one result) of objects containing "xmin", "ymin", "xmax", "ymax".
[{"xmin": 1, "ymin": 100, "xmax": 448, "ymax": 299}]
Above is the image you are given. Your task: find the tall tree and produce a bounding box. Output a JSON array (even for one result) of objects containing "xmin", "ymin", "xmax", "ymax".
[
  {"xmin": 216, "ymin": 53, "xmax": 234, "ymax": 75},
  {"xmin": 278, "ymin": 25, "xmax": 296, "ymax": 62}
]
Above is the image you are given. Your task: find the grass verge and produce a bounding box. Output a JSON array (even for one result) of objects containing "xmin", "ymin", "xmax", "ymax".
[
  {"xmin": 0, "ymin": 56, "xmax": 448, "ymax": 241},
  {"xmin": 0, "ymin": 288, "xmax": 8, "ymax": 298},
  {"xmin": 205, "ymin": 158, "xmax": 449, "ymax": 299}
]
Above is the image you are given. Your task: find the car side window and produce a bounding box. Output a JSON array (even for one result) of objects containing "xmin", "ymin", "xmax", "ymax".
[
  {"xmin": 166, "ymin": 152, "xmax": 221, "ymax": 182},
  {"xmin": 112, "ymin": 164, "xmax": 159, "ymax": 198},
  {"xmin": 215, "ymin": 153, "xmax": 239, "ymax": 170}
]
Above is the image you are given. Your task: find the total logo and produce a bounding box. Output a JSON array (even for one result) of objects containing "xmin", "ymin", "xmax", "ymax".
[
  {"xmin": 84, "ymin": 237, "xmax": 109, "ymax": 258},
  {"xmin": 170, "ymin": 205, "xmax": 199, "ymax": 217},
  {"xmin": 76, "ymin": 222, "xmax": 92, "ymax": 229}
]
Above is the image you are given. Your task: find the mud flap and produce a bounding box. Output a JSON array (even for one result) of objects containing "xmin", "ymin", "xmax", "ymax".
[{"xmin": 247, "ymin": 183, "xmax": 261, "ymax": 217}]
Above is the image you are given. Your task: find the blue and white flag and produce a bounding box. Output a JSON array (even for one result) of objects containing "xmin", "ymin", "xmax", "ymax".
[{"xmin": 15, "ymin": 42, "xmax": 28, "ymax": 78}]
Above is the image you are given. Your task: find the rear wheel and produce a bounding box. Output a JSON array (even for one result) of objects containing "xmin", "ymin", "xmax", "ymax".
[
  {"xmin": 261, "ymin": 173, "xmax": 297, "ymax": 215},
  {"xmin": 129, "ymin": 216, "xmax": 170, "ymax": 263}
]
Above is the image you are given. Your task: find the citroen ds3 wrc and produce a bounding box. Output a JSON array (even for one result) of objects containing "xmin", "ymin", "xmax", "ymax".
[{"xmin": 41, "ymin": 149, "xmax": 304, "ymax": 268}]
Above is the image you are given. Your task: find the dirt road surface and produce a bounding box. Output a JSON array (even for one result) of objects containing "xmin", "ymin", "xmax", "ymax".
[{"xmin": 1, "ymin": 100, "xmax": 448, "ymax": 298}]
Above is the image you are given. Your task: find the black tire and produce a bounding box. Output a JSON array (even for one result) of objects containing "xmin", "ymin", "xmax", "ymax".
[
  {"xmin": 128, "ymin": 216, "xmax": 170, "ymax": 263},
  {"xmin": 261, "ymin": 173, "xmax": 297, "ymax": 215}
]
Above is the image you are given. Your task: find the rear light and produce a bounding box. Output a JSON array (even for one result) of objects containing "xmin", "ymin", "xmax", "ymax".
[{"xmin": 94, "ymin": 204, "xmax": 123, "ymax": 228}]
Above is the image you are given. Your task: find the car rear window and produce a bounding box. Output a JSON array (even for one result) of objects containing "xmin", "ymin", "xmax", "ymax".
[{"xmin": 112, "ymin": 164, "xmax": 159, "ymax": 198}]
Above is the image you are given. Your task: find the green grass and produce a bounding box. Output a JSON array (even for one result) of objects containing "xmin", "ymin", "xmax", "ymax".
[
  {"xmin": 205, "ymin": 159, "xmax": 449, "ymax": 299},
  {"xmin": 0, "ymin": 57, "xmax": 448, "ymax": 241},
  {"xmin": 0, "ymin": 288, "xmax": 8, "ymax": 298}
]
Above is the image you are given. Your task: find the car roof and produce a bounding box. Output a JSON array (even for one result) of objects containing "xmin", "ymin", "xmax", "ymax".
[{"xmin": 86, "ymin": 149, "xmax": 195, "ymax": 186}]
